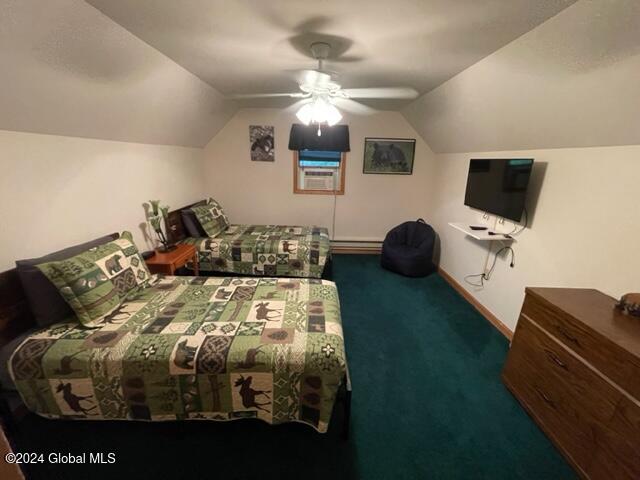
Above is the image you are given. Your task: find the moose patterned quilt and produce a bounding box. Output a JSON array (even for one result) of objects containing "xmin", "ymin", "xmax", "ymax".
[
  {"xmin": 9, "ymin": 275, "xmax": 346, "ymax": 432},
  {"xmin": 182, "ymin": 224, "xmax": 331, "ymax": 278}
]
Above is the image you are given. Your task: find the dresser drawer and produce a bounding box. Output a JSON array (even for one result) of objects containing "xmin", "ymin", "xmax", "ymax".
[
  {"xmin": 522, "ymin": 292, "xmax": 640, "ymax": 400},
  {"xmin": 589, "ymin": 395, "xmax": 640, "ymax": 480},
  {"xmin": 503, "ymin": 315, "xmax": 620, "ymax": 475}
]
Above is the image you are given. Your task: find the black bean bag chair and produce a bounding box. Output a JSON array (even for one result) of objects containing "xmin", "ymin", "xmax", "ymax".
[{"xmin": 381, "ymin": 219, "xmax": 436, "ymax": 277}]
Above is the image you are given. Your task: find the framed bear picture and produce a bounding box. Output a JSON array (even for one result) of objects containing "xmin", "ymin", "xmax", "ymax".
[{"xmin": 363, "ymin": 137, "xmax": 415, "ymax": 174}]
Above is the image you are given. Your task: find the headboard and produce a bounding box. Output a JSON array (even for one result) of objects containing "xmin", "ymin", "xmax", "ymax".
[
  {"xmin": 0, "ymin": 269, "xmax": 36, "ymax": 348},
  {"xmin": 166, "ymin": 200, "xmax": 206, "ymax": 244}
]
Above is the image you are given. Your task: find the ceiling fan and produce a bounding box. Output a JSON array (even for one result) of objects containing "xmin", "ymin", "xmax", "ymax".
[{"xmin": 228, "ymin": 42, "xmax": 419, "ymax": 131}]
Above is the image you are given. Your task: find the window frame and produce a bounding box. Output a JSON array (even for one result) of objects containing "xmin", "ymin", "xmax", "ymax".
[{"xmin": 293, "ymin": 150, "xmax": 346, "ymax": 195}]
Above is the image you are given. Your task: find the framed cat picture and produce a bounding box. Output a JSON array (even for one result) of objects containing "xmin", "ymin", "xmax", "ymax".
[{"xmin": 363, "ymin": 137, "xmax": 415, "ymax": 174}]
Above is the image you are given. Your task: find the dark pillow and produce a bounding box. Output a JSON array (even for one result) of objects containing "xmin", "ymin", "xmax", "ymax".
[
  {"xmin": 181, "ymin": 206, "xmax": 208, "ymax": 238},
  {"xmin": 15, "ymin": 233, "xmax": 119, "ymax": 327}
]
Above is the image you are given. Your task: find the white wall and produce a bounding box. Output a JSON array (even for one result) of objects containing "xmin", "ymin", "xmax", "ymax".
[
  {"xmin": 431, "ymin": 146, "xmax": 640, "ymax": 331},
  {"xmin": 402, "ymin": 0, "xmax": 640, "ymax": 153},
  {"xmin": 397, "ymin": 0, "xmax": 640, "ymax": 332},
  {"xmin": 202, "ymin": 108, "xmax": 437, "ymax": 240},
  {"xmin": 0, "ymin": 130, "xmax": 205, "ymax": 271}
]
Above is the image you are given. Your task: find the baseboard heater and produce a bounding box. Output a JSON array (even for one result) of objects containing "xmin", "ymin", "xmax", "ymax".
[{"xmin": 331, "ymin": 239, "xmax": 383, "ymax": 254}]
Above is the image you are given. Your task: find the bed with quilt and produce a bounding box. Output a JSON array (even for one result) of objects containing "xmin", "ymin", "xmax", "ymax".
[
  {"xmin": 4, "ymin": 232, "xmax": 347, "ymax": 433},
  {"xmin": 169, "ymin": 199, "xmax": 332, "ymax": 279}
]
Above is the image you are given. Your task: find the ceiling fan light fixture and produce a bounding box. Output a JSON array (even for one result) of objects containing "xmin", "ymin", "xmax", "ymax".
[
  {"xmin": 295, "ymin": 97, "xmax": 342, "ymax": 127},
  {"xmin": 325, "ymin": 103, "xmax": 342, "ymax": 126},
  {"xmin": 230, "ymin": 42, "xmax": 416, "ymax": 118},
  {"xmin": 295, "ymin": 103, "xmax": 314, "ymax": 125},
  {"xmin": 311, "ymin": 97, "xmax": 330, "ymax": 123}
]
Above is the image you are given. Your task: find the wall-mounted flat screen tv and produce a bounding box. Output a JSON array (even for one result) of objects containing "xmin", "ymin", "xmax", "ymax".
[{"xmin": 464, "ymin": 159, "xmax": 534, "ymax": 222}]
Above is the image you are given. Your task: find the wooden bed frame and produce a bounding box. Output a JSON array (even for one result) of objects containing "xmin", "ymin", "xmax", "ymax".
[
  {"xmin": 165, "ymin": 200, "xmax": 207, "ymax": 244},
  {"xmin": 0, "ymin": 269, "xmax": 35, "ymax": 350},
  {"xmin": 0, "ymin": 269, "xmax": 36, "ymax": 430}
]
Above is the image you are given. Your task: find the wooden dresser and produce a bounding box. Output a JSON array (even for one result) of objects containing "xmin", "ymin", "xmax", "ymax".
[{"xmin": 502, "ymin": 287, "xmax": 640, "ymax": 479}]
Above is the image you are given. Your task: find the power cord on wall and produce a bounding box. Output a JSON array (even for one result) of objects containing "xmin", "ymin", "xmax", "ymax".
[
  {"xmin": 464, "ymin": 207, "xmax": 527, "ymax": 287},
  {"xmin": 464, "ymin": 245, "xmax": 516, "ymax": 287},
  {"xmin": 507, "ymin": 207, "xmax": 528, "ymax": 236}
]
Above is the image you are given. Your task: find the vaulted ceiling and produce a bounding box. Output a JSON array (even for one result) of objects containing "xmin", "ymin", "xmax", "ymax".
[
  {"xmin": 403, "ymin": 0, "xmax": 640, "ymax": 152},
  {"xmin": 0, "ymin": 0, "xmax": 236, "ymax": 147},
  {"xmin": 87, "ymin": 0, "xmax": 575, "ymax": 111},
  {"xmin": 0, "ymin": 0, "xmax": 579, "ymax": 147}
]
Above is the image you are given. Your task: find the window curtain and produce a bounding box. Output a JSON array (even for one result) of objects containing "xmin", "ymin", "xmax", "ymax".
[{"xmin": 288, "ymin": 124, "xmax": 350, "ymax": 152}]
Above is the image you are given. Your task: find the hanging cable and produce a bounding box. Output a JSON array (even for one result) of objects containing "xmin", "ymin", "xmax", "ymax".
[{"xmin": 464, "ymin": 245, "xmax": 516, "ymax": 287}]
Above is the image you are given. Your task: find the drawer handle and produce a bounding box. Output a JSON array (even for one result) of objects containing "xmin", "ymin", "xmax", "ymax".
[
  {"xmin": 535, "ymin": 388, "xmax": 555, "ymax": 408},
  {"xmin": 556, "ymin": 325, "xmax": 580, "ymax": 346},
  {"xmin": 544, "ymin": 349, "xmax": 567, "ymax": 370}
]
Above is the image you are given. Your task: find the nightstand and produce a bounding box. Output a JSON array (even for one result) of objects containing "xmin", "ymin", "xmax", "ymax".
[{"xmin": 145, "ymin": 244, "xmax": 199, "ymax": 276}]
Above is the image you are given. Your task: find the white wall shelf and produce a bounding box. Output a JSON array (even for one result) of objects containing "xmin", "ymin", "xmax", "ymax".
[{"xmin": 448, "ymin": 222, "xmax": 516, "ymax": 242}]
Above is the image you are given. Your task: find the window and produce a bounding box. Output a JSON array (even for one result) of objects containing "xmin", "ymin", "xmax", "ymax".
[{"xmin": 293, "ymin": 150, "xmax": 346, "ymax": 195}]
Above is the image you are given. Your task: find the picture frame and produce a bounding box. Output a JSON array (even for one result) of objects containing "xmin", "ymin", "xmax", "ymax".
[
  {"xmin": 363, "ymin": 137, "xmax": 415, "ymax": 175},
  {"xmin": 249, "ymin": 125, "xmax": 275, "ymax": 162}
]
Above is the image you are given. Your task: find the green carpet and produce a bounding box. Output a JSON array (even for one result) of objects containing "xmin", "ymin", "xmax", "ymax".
[
  {"xmin": 333, "ymin": 255, "xmax": 575, "ymax": 479},
  {"xmin": 6, "ymin": 255, "xmax": 575, "ymax": 479}
]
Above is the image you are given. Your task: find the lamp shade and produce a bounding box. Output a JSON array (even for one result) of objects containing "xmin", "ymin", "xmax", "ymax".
[
  {"xmin": 295, "ymin": 97, "xmax": 344, "ymax": 127},
  {"xmin": 295, "ymin": 103, "xmax": 314, "ymax": 125},
  {"xmin": 326, "ymin": 104, "xmax": 342, "ymax": 126}
]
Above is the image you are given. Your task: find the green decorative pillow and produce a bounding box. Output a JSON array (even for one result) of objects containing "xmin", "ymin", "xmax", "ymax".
[
  {"xmin": 36, "ymin": 231, "xmax": 151, "ymax": 327},
  {"xmin": 191, "ymin": 198, "xmax": 229, "ymax": 237}
]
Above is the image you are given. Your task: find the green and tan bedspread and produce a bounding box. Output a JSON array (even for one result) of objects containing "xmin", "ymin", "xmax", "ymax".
[
  {"xmin": 9, "ymin": 275, "xmax": 346, "ymax": 432},
  {"xmin": 183, "ymin": 224, "xmax": 331, "ymax": 278}
]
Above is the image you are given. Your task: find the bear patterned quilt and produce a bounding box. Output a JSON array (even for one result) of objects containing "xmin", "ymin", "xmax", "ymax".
[
  {"xmin": 9, "ymin": 275, "xmax": 346, "ymax": 432},
  {"xmin": 182, "ymin": 224, "xmax": 331, "ymax": 278}
]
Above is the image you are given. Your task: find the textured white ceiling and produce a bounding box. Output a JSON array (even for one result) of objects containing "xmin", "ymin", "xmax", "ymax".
[
  {"xmin": 0, "ymin": 0, "xmax": 237, "ymax": 147},
  {"xmin": 86, "ymin": 0, "xmax": 576, "ymax": 110},
  {"xmin": 402, "ymin": 0, "xmax": 640, "ymax": 153}
]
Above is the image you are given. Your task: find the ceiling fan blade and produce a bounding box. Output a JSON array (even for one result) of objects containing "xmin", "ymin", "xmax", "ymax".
[
  {"xmin": 283, "ymin": 99, "xmax": 311, "ymax": 115},
  {"xmin": 227, "ymin": 92, "xmax": 306, "ymax": 99},
  {"xmin": 341, "ymin": 87, "xmax": 419, "ymax": 99},
  {"xmin": 296, "ymin": 69, "xmax": 333, "ymax": 86},
  {"xmin": 332, "ymin": 98, "xmax": 377, "ymax": 115}
]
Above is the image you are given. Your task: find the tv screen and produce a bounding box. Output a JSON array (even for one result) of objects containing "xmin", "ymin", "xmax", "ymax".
[{"xmin": 464, "ymin": 159, "xmax": 534, "ymax": 221}]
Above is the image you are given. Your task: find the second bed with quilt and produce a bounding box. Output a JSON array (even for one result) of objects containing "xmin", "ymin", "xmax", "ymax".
[
  {"xmin": 183, "ymin": 224, "xmax": 331, "ymax": 278},
  {"xmin": 169, "ymin": 199, "xmax": 332, "ymax": 279}
]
